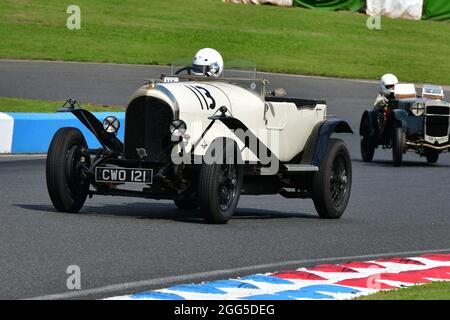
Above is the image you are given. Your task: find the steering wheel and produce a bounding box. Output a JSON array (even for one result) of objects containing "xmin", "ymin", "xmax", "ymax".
[{"xmin": 175, "ymin": 67, "xmax": 193, "ymax": 75}]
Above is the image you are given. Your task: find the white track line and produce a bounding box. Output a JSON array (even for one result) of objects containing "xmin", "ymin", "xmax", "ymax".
[{"xmin": 27, "ymin": 248, "xmax": 450, "ymax": 300}]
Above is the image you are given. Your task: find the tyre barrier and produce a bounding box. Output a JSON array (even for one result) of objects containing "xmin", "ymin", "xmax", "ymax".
[{"xmin": 0, "ymin": 112, "xmax": 124, "ymax": 153}]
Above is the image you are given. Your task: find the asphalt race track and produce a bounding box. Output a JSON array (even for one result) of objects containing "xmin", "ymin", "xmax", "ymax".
[{"xmin": 0, "ymin": 60, "xmax": 449, "ymax": 299}]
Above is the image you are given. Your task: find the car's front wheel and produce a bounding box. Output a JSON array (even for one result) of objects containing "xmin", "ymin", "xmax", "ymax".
[
  {"xmin": 311, "ymin": 139, "xmax": 352, "ymax": 219},
  {"xmin": 392, "ymin": 126, "xmax": 406, "ymax": 167},
  {"xmin": 198, "ymin": 139, "xmax": 243, "ymax": 224},
  {"xmin": 46, "ymin": 127, "xmax": 90, "ymax": 213},
  {"xmin": 425, "ymin": 150, "xmax": 439, "ymax": 164}
]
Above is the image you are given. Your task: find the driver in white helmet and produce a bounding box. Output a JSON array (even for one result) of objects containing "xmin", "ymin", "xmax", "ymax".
[
  {"xmin": 191, "ymin": 48, "xmax": 224, "ymax": 78},
  {"xmin": 373, "ymin": 73, "xmax": 399, "ymax": 112}
]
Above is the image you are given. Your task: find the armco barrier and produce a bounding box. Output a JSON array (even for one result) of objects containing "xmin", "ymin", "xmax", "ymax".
[{"xmin": 0, "ymin": 112, "xmax": 124, "ymax": 154}]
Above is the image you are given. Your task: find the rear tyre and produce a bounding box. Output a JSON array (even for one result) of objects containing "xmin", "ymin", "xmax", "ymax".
[
  {"xmin": 392, "ymin": 126, "xmax": 406, "ymax": 167},
  {"xmin": 311, "ymin": 139, "xmax": 352, "ymax": 219},
  {"xmin": 198, "ymin": 139, "xmax": 243, "ymax": 224},
  {"xmin": 360, "ymin": 114, "xmax": 375, "ymax": 162},
  {"xmin": 360, "ymin": 136, "xmax": 375, "ymax": 162},
  {"xmin": 46, "ymin": 127, "xmax": 90, "ymax": 213},
  {"xmin": 425, "ymin": 150, "xmax": 439, "ymax": 164}
]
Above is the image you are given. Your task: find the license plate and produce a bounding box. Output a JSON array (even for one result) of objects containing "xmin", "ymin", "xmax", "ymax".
[{"xmin": 95, "ymin": 167, "xmax": 153, "ymax": 184}]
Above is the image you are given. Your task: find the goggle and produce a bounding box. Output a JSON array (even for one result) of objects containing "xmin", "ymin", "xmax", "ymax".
[{"xmin": 192, "ymin": 63, "xmax": 220, "ymax": 76}]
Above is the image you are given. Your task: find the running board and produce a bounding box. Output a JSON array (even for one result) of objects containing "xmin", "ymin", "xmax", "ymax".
[
  {"xmin": 284, "ymin": 164, "xmax": 319, "ymax": 172},
  {"xmin": 279, "ymin": 189, "xmax": 311, "ymax": 199},
  {"xmin": 259, "ymin": 164, "xmax": 319, "ymax": 175}
]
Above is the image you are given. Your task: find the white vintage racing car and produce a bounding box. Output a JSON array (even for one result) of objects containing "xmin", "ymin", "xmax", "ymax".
[{"xmin": 46, "ymin": 62, "xmax": 353, "ymax": 224}]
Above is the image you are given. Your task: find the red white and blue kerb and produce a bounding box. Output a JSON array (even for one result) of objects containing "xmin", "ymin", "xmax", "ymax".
[{"xmin": 106, "ymin": 253, "xmax": 450, "ymax": 300}]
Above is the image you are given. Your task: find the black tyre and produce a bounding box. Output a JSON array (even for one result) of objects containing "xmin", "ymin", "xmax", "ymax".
[
  {"xmin": 392, "ymin": 126, "xmax": 406, "ymax": 167},
  {"xmin": 425, "ymin": 150, "xmax": 439, "ymax": 164},
  {"xmin": 360, "ymin": 136, "xmax": 375, "ymax": 162},
  {"xmin": 360, "ymin": 114, "xmax": 375, "ymax": 162},
  {"xmin": 198, "ymin": 139, "xmax": 243, "ymax": 224},
  {"xmin": 46, "ymin": 127, "xmax": 90, "ymax": 213},
  {"xmin": 311, "ymin": 139, "xmax": 352, "ymax": 219}
]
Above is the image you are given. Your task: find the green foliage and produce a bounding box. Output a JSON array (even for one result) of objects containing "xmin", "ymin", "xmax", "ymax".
[
  {"xmin": 0, "ymin": 97, "xmax": 123, "ymax": 112},
  {"xmin": 359, "ymin": 282, "xmax": 450, "ymax": 300},
  {"xmin": 1, "ymin": 0, "xmax": 450, "ymax": 84}
]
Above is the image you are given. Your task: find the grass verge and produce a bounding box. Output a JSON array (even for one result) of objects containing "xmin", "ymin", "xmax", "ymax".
[
  {"xmin": 358, "ymin": 282, "xmax": 450, "ymax": 300},
  {"xmin": 0, "ymin": 97, "xmax": 123, "ymax": 113},
  {"xmin": 1, "ymin": 0, "xmax": 450, "ymax": 84}
]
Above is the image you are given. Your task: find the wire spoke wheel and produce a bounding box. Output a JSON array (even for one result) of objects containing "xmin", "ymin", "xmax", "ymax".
[
  {"xmin": 330, "ymin": 153, "xmax": 348, "ymax": 207},
  {"xmin": 217, "ymin": 164, "xmax": 238, "ymax": 211},
  {"xmin": 66, "ymin": 144, "xmax": 88, "ymax": 197},
  {"xmin": 199, "ymin": 138, "xmax": 243, "ymax": 224},
  {"xmin": 311, "ymin": 138, "xmax": 352, "ymax": 219}
]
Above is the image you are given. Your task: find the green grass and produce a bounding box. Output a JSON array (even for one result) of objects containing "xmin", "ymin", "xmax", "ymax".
[
  {"xmin": 358, "ymin": 282, "xmax": 450, "ymax": 300},
  {"xmin": 1, "ymin": 0, "xmax": 450, "ymax": 84},
  {"xmin": 0, "ymin": 97, "xmax": 123, "ymax": 113}
]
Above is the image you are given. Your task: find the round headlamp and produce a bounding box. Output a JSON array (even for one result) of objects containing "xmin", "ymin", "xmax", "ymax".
[
  {"xmin": 103, "ymin": 116, "xmax": 120, "ymax": 134},
  {"xmin": 170, "ymin": 120, "xmax": 187, "ymax": 137},
  {"xmin": 411, "ymin": 103, "xmax": 425, "ymax": 116}
]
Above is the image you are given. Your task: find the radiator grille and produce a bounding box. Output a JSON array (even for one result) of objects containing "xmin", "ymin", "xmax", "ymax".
[
  {"xmin": 426, "ymin": 106, "xmax": 449, "ymax": 138},
  {"xmin": 124, "ymin": 97, "xmax": 174, "ymax": 161}
]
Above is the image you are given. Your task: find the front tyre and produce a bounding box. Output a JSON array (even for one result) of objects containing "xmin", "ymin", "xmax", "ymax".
[
  {"xmin": 311, "ymin": 139, "xmax": 352, "ymax": 219},
  {"xmin": 392, "ymin": 126, "xmax": 406, "ymax": 167},
  {"xmin": 198, "ymin": 139, "xmax": 243, "ymax": 224},
  {"xmin": 46, "ymin": 127, "xmax": 90, "ymax": 213},
  {"xmin": 425, "ymin": 150, "xmax": 439, "ymax": 164}
]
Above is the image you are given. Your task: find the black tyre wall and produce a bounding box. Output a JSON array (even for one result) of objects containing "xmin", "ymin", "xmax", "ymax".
[
  {"xmin": 198, "ymin": 138, "xmax": 243, "ymax": 224},
  {"xmin": 311, "ymin": 139, "xmax": 352, "ymax": 219},
  {"xmin": 46, "ymin": 127, "xmax": 89, "ymax": 213}
]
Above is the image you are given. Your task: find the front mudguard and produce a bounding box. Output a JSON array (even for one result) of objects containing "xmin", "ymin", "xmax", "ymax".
[
  {"xmin": 60, "ymin": 108, "xmax": 123, "ymax": 152},
  {"xmin": 392, "ymin": 109, "xmax": 423, "ymax": 136},
  {"xmin": 302, "ymin": 118, "xmax": 353, "ymax": 167},
  {"xmin": 392, "ymin": 109, "xmax": 409, "ymax": 131},
  {"xmin": 360, "ymin": 110, "xmax": 376, "ymax": 135}
]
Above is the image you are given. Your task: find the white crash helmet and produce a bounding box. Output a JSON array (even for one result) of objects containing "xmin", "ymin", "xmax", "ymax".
[
  {"xmin": 192, "ymin": 48, "xmax": 224, "ymax": 78},
  {"xmin": 380, "ymin": 73, "xmax": 399, "ymax": 97}
]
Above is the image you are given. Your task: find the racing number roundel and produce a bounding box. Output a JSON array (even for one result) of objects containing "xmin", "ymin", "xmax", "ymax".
[{"xmin": 185, "ymin": 85, "xmax": 217, "ymax": 110}]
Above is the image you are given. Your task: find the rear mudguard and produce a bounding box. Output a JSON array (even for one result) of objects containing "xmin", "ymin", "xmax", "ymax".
[
  {"xmin": 359, "ymin": 110, "xmax": 378, "ymax": 136},
  {"xmin": 61, "ymin": 108, "xmax": 123, "ymax": 152},
  {"xmin": 210, "ymin": 114, "xmax": 281, "ymax": 166},
  {"xmin": 359, "ymin": 110, "xmax": 381, "ymax": 146},
  {"xmin": 301, "ymin": 118, "xmax": 353, "ymax": 167}
]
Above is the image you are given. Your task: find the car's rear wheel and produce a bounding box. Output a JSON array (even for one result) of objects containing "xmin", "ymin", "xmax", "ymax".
[
  {"xmin": 311, "ymin": 139, "xmax": 352, "ymax": 219},
  {"xmin": 360, "ymin": 114, "xmax": 375, "ymax": 162},
  {"xmin": 360, "ymin": 136, "xmax": 375, "ymax": 162},
  {"xmin": 392, "ymin": 126, "xmax": 406, "ymax": 167},
  {"xmin": 46, "ymin": 127, "xmax": 90, "ymax": 213},
  {"xmin": 198, "ymin": 139, "xmax": 243, "ymax": 224},
  {"xmin": 425, "ymin": 150, "xmax": 439, "ymax": 164}
]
